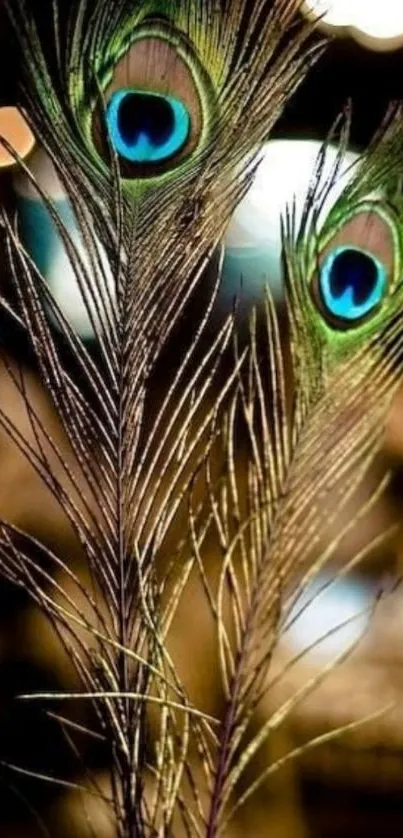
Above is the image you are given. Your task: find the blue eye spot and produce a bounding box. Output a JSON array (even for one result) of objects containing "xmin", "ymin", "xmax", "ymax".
[
  {"xmin": 319, "ymin": 246, "xmax": 387, "ymax": 323},
  {"xmin": 106, "ymin": 89, "xmax": 190, "ymax": 164}
]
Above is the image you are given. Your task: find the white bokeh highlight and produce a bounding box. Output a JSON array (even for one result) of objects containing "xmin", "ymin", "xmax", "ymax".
[
  {"xmin": 304, "ymin": 0, "xmax": 403, "ymax": 40},
  {"xmin": 284, "ymin": 574, "xmax": 373, "ymax": 660}
]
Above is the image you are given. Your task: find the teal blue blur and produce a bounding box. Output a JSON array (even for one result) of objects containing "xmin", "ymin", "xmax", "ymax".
[
  {"xmin": 107, "ymin": 89, "xmax": 190, "ymax": 163},
  {"xmin": 219, "ymin": 245, "xmax": 283, "ymax": 312},
  {"xmin": 319, "ymin": 246, "xmax": 386, "ymax": 323},
  {"xmin": 16, "ymin": 194, "xmax": 76, "ymax": 278}
]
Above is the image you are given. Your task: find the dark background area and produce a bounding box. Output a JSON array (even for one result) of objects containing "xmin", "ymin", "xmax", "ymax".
[{"xmin": 277, "ymin": 35, "xmax": 403, "ymax": 147}]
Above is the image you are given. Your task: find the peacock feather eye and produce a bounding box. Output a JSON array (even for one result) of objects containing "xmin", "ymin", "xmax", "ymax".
[
  {"xmin": 106, "ymin": 89, "xmax": 190, "ymax": 164},
  {"xmin": 319, "ymin": 246, "xmax": 387, "ymax": 323},
  {"xmin": 311, "ymin": 206, "xmax": 399, "ymax": 330},
  {"xmin": 93, "ymin": 23, "xmax": 211, "ymax": 181}
]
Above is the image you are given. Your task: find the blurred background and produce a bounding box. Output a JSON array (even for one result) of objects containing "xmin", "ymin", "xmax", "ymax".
[{"xmin": 1, "ymin": 3, "xmax": 403, "ymax": 837}]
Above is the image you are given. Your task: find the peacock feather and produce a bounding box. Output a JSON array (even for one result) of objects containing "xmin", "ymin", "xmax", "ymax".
[
  {"xmin": 0, "ymin": 2, "xmax": 402, "ymax": 838},
  {"xmin": 4, "ymin": 0, "xmax": 319, "ymax": 359}
]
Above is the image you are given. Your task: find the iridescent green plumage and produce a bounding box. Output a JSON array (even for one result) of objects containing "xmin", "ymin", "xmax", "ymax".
[{"xmin": 284, "ymin": 113, "xmax": 403, "ymax": 370}]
